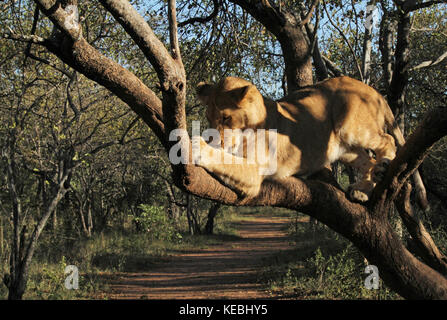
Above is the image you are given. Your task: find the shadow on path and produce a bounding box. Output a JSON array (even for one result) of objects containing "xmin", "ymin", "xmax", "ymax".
[{"xmin": 107, "ymin": 215, "xmax": 294, "ymax": 299}]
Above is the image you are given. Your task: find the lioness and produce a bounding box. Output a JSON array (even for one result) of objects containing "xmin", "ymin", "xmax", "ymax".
[{"xmin": 195, "ymin": 76, "xmax": 404, "ymax": 202}]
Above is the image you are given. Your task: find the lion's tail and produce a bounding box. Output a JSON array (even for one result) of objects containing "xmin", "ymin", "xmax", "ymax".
[{"xmin": 384, "ymin": 101, "xmax": 429, "ymax": 211}]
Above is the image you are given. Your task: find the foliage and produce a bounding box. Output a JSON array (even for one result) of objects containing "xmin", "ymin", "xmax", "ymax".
[
  {"xmin": 0, "ymin": 0, "xmax": 446, "ymax": 299},
  {"xmin": 131, "ymin": 205, "xmax": 182, "ymax": 241},
  {"xmin": 260, "ymin": 217, "xmax": 401, "ymax": 299}
]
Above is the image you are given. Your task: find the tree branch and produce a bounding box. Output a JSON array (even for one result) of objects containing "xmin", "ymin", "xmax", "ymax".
[
  {"xmin": 33, "ymin": 36, "xmax": 165, "ymax": 145},
  {"xmin": 321, "ymin": 55, "xmax": 344, "ymax": 77},
  {"xmin": 408, "ymin": 50, "xmax": 447, "ymax": 71},
  {"xmin": 395, "ymin": 182, "xmax": 447, "ymax": 276},
  {"xmin": 33, "ymin": 0, "xmax": 82, "ymax": 41},
  {"xmin": 168, "ymin": 0, "xmax": 182, "ymax": 64},
  {"xmin": 2, "ymin": 31, "xmax": 46, "ymax": 45},
  {"xmin": 229, "ymin": 0, "xmax": 313, "ymax": 90},
  {"xmin": 403, "ymin": 0, "xmax": 447, "ymax": 12},
  {"xmin": 371, "ymin": 107, "xmax": 447, "ymax": 209},
  {"xmin": 379, "ymin": 8, "xmax": 395, "ymax": 87},
  {"xmin": 322, "ymin": 0, "xmax": 363, "ymax": 81},
  {"xmin": 98, "ymin": 0, "xmax": 182, "ymax": 85},
  {"xmin": 23, "ymin": 5, "xmax": 40, "ymax": 66},
  {"xmin": 299, "ymin": 0, "xmax": 319, "ymax": 26},
  {"xmin": 178, "ymin": 0, "xmax": 220, "ymax": 27}
]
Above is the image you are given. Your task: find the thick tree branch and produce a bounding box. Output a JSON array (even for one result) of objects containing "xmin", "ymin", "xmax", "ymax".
[
  {"xmin": 46, "ymin": 37, "xmax": 166, "ymax": 145},
  {"xmin": 387, "ymin": 5, "xmax": 429, "ymax": 210},
  {"xmin": 371, "ymin": 107, "xmax": 447, "ymax": 210},
  {"xmin": 379, "ymin": 8, "xmax": 395, "ymax": 87},
  {"xmin": 229, "ymin": 0, "xmax": 313, "ymax": 90},
  {"xmin": 33, "ymin": 0, "xmax": 82, "ymax": 41},
  {"xmin": 98, "ymin": 0, "xmax": 183, "ymax": 85},
  {"xmin": 168, "ymin": 0, "xmax": 182, "ymax": 63},
  {"xmin": 28, "ymin": 1, "xmax": 165, "ymax": 143},
  {"xmin": 388, "ymin": 7, "xmax": 410, "ymax": 116}
]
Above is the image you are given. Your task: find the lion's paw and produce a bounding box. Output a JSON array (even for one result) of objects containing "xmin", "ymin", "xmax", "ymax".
[
  {"xmin": 349, "ymin": 188, "xmax": 370, "ymax": 203},
  {"xmin": 348, "ymin": 180, "xmax": 375, "ymax": 203},
  {"xmin": 195, "ymin": 137, "xmax": 217, "ymax": 168}
]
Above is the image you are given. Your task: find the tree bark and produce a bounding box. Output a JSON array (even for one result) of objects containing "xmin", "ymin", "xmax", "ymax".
[
  {"xmin": 204, "ymin": 203, "xmax": 221, "ymax": 234},
  {"xmin": 379, "ymin": 9, "xmax": 394, "ymax": 88},
  {"xmin": 229, "ymin": 0, "xmax": 313, "ymax": 91},
  {"xmin": 387, "ymin": 5, "xmax": 429, "ymax": 211},
  {"xmin": 18, "ymin": 0, "xmax": 447, "ymax": 299},
  {"xmin": 361, "ymin": 0, "xmax": 376, "ymax": 85}
]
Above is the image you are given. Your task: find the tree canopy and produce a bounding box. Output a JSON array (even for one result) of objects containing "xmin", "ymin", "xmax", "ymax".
[{"xmin": 1, "ymin": 0, "xmax": 447, "ymax": 299}]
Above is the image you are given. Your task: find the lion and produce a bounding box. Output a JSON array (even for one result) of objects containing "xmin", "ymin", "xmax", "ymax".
[{"xmin": 195, "ymin": 76, "xmax": 405, "ymax": 202}]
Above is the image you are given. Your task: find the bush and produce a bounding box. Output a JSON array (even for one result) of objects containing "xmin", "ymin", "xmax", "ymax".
[
  {"xmin": 131, "ymin": 205, "xmax": 181, "ymax": 241},
  {"xmin": 260, "ymin": 217, "xmax": 401, "ymax": 300}
]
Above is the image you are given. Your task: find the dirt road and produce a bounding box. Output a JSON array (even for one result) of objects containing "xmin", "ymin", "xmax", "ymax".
[{"xmin": 108, "ymin": 215, "xmax": 293, "ymax": 299}]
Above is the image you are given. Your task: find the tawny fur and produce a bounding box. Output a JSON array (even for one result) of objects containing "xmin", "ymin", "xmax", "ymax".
[{"xmin": 196, "ymin": 76, "xmax": 402, "ymax": 201}]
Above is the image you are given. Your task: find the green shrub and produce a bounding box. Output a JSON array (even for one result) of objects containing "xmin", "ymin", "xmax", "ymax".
[
  {"xmin": 131, "ymin": 205, "xmax": 181, "ymax": 241},
  {"xmin": 261, "ymin": 217, "xmax": 401, "ymax": 300},
  {"xmin": 24, "ymin": 256, "xmax": 100, "ymax": 300}
]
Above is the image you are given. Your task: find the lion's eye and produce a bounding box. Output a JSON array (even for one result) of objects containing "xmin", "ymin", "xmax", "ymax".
[{"xmin": 222, "ymin": 115, "xmax": 231, "ymax": 123}]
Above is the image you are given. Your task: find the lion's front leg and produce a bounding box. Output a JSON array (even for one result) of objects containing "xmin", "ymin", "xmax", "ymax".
[
  {"xmin": 339, "ymin": 147, "xmax": 377, "ymax": 202},
  {"xmin": 196, "ymin": 137, "xmax": 263, "ymax": 198}
]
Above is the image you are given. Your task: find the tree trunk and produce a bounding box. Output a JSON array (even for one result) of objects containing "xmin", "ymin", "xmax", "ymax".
[
  {"xmin": 361, "ymin": 0, "xmax": 376, "ymax": 85},
  {"xmin": 51, "ymin": 208, "xmax": 57, "ymax": 231},
  {"xmin": 78, "ymin": 201, "xmax": 88, "ymax": 236},
  {"xmin": 379, "ymin": 9, "xmax": 394, "ymax": 88},
  {"xmin": 204, "ymin": 203, "xmax": 221, "ymax": 234},
  {"xmin": 0, "ymin": 215, "xmax": 3, "ymax": 257},
  {"xmin": 230, "ymin": 0, "xmax": 313, "ymax": 90},
  {"xmin": 388, "ymin": 7, "xmax": 429, "ymax": 211},
  {"xmin": 186, "ymin": 194, "xmax": 195, "ymax": 235},
  {"xmin": 87, "ymin": 200, "xmax": 93, "ymax": 237},
  {"xmin": 304, "ymin": 17, "xmax": 328, "ymax": 81},
  {"xmin": 25, "ymin": 0, "xmax": 447, "ymax": 299}
]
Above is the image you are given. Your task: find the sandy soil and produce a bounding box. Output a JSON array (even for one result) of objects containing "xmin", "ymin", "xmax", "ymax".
[{"xmin": 106, "ymin": 215, "xmax": 294, "ymax": 299}]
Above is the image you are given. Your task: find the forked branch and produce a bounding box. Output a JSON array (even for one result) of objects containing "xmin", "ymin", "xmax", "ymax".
[
  {"xmin": 16, "ymin": 0, "xmax": 447, "ymax": 300},
  {"xmin": 370, "ymin": 107, "xmax": 447, "ymax": 210}
]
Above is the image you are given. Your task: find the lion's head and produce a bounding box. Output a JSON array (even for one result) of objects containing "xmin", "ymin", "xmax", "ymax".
[{"xmin": 196, "ymin": 77, "xmax": 266, "ymax": 153}]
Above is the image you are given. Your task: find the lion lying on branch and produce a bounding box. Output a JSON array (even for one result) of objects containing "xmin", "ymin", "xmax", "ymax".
[{"xmin": 195, "ymin": 76, "xmax": 408, "ymax": 202}]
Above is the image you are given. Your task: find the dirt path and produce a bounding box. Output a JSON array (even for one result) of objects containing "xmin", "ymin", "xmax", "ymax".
[{"xmin": 107, "ymin": 215, "xmax": 294, "ymax": 299}]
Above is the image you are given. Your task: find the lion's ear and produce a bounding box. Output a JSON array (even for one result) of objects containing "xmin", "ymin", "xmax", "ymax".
[
  {"xmin": 228, "ymin": 85, "xmax": 256, "ymax": 105},
  {"xmin": 196, "ymin": 82, "xmax": 214, "ymax": 105}
]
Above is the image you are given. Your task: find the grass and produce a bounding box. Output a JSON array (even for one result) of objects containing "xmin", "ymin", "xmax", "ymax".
[
  {"xmin": 257, "ymin": 213, "xmax": 401, "ymax": 300},
  {"xmin": 0, "ymin": 207, "xmax": 418, "ymax": 300},
  {"xmin": 0, "ymin": 206, "xmax": 243, "ymax": 299}
]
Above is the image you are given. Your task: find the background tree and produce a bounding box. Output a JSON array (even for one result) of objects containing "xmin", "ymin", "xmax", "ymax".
[{"xmin": 1, "ymin": 0, "xmax": 446, "ymax": 299}]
